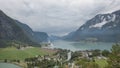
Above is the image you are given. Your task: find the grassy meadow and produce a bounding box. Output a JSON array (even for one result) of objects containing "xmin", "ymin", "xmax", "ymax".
[{"xmin": 0, "ymin": 46, "xmax": 55, "ymax": 60}]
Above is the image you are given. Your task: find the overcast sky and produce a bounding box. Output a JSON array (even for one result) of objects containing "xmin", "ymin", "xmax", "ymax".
[{"xmin": 0, "ymin": 0, "xmax": 120, "ymax": 36}]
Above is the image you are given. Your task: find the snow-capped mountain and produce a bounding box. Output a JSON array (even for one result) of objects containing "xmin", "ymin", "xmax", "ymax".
[{"xmin": 64, "ymin": 10, "xmax": 120, "ymax": 42}]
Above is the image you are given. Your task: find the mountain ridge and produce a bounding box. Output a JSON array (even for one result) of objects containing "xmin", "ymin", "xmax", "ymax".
[
  {"xmin": 15, "ymin": 20, "xmax": 49, "ymax": 43},
  {"xmin": 0, "ymin": 10, "xmax": 48, "ymax": 47},
  {"xmin": 64, "ymin": 10, "xmax": 120, "ymax": 42}
]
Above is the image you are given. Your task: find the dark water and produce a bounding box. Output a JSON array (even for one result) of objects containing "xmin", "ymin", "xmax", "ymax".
[{"xmin": 53, "ymin": 40, "xmax": 114, "ymax": 51}]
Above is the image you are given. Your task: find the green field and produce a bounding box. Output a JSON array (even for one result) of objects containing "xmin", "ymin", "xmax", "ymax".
[
  {"xmin": 0, "ymin": 47, "xmax": 54, "ymax": 60},
  {"xmin": 95, "ymin": 59, "xmax": 108, "ymax": 68}
]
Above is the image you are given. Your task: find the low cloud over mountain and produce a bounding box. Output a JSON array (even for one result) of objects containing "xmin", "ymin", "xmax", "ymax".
[{"xmin": 0, "ymin": 0, "xmax": 120, "ymax": 36}]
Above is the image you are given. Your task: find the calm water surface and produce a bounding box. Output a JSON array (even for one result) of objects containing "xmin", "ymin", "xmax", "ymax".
[
  {"xmin": 52, "ymin": 40, "xmax": 114, "ymax": 51},
  {"xmin": 0, "ymin": 63, "xmax": 21, "ymax": 68}
]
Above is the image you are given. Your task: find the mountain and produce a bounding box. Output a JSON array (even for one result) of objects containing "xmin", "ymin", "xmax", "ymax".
[
  {"xmin": 49, "ymin": 35, "xmax": 61, "ymax": 41},
  {"xmin": 15, "ymin": 20, "xmax": 49, "ymax": 43},
  {"xmin": 0, "ymin": 10, "xmax": 33, "ymax": 47},
  {"xmin": 64, "ymin": 10, "xmax": 120, "ymax": 42},
  {"xmin": 33, "ymin": 32, "xmax": 48, "ymax": 43},
  {"xmin": 0, "ymin": 10, "xmax": 48, "ymax": 47}
]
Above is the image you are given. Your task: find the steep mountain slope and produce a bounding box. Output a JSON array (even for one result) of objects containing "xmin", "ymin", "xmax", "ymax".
[
  {"xmin": 33, "ymin": 32, "xmax": 48, "ymax": 43},
  {"xmin": 0, "ymin": 10, "xmax": 33, "ymax": 47},
  {"xmin": 0, "ymin": 10, "xmax": 48, "ymax": 47},
  {"xmin": 15, "ymin": 20, "xmax": 49, "ymax": 43},
  {"xmin": 65, "ymin": 10, "xmax": 120, "ymax": 42}
]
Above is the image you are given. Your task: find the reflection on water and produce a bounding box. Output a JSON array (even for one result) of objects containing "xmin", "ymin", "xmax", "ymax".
[{"xmin": 53, "ymin": 40, "xmax": 114, "ymax": 51}]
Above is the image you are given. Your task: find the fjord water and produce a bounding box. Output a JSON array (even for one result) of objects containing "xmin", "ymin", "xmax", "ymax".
[
  {"xmin": 0, "ymin": 63, "xmax": 21, "ymax": 68},
  {"xmin": 52, "ymin": 40, "xmax": 114, "ymax": 51}
]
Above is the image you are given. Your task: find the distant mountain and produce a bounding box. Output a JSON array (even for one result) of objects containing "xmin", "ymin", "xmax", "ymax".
[
  {"xmin": 64, "ymin": 10, "xmax": 120, "ymax": 42},
  {"xmin": 33, "ymin": 32, "xmax": 48, "ymax": 43},
  {"xmin": 49, "ymin": 35, "xmax": 61, "ymax": 41},
  {"xmin": 15, "ymin": 20, "xmax": 49, "ymax": 43},
  {"xmin": 0, "ymin": 10, "xmax": 48, "ymax": 47}
]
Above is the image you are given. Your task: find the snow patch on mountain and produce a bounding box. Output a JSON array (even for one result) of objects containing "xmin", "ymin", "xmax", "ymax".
[
  {"xmin": 112, "ymin": 14, "xmax": 116, "ymax": 21},
  {"xmin": 89, "ymin": 19, "xmax": 108, "ymax": 28},
  {"xmin": 89, "ymin": 14, "xmax": 116, "ymax": 29}
]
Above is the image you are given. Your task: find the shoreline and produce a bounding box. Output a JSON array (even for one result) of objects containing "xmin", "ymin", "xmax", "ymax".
[{"xmin": 0, "ymin": 62, "xmax": 25, "ymax": 68}]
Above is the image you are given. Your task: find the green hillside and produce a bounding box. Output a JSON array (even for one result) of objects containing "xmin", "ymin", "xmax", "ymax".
[{"xmin": 95, "ymin": 59, "xmax": 108, "ymax": 68}]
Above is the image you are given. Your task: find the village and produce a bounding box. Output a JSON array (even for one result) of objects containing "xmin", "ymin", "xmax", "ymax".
[
  {"xmin": 0, "ymin": 41, "xmax": 119, "ymax": 68},
  {"xmin": 24, "ymin": 48, "xmax": 109, "ymax": 68}
]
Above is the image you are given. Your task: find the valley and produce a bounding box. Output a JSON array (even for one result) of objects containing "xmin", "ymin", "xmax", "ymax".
[{"xmin": 0, "ymin": 2, "xmax": 120, "ymax": 68}]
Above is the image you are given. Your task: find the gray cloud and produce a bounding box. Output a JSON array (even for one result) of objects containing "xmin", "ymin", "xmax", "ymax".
[{"xmin": 0, "ymin": 0, "xmax": 120, "ymax": 36}]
